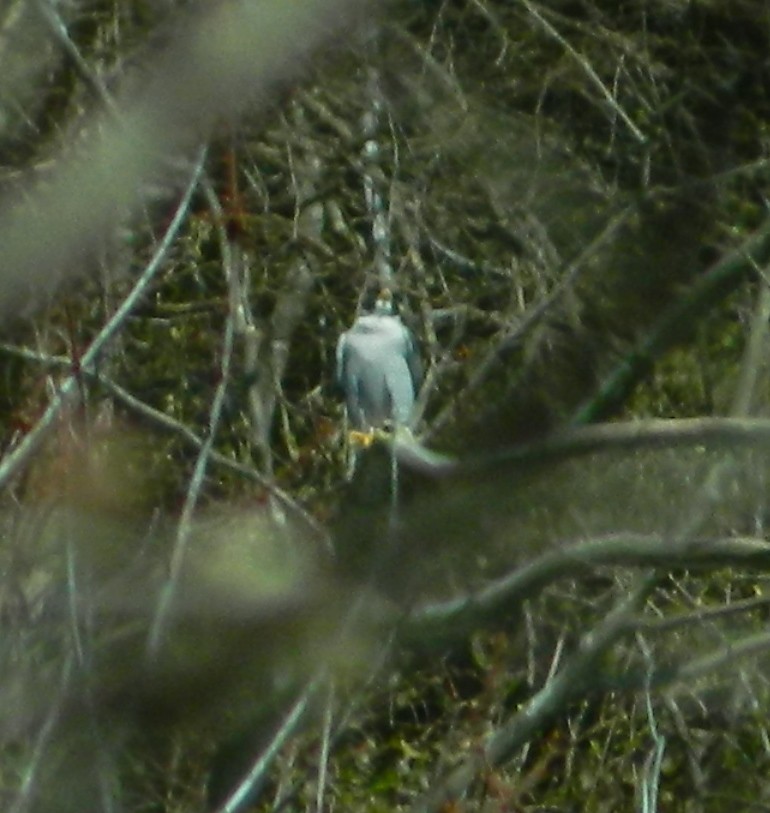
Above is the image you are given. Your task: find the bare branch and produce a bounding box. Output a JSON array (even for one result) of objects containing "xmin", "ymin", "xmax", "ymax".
[
  {"xmin": 471, "ymin": 417, "xmax": 770, "ymax": 473},
  {"xmin": 146, "ymin": 270, "xmax": 237, "ymax": 658},
  {"xmin": 0, "ymin": 343, "xmax": 330, "ymax": 548},
  {"xmin": 213, "ymin": 676, "xmax": 324, "ymax": 813},
  {"xmin": 518, "ymin": 0, "xmax": 646, "ymax": 144},
  {"xmin": 0, "ymin": 149, "xmax": 206, "ymax": 492},
  {"xmin": 408, "ymin": 574, "xmax": 658, "ymax": 813},
  {"xmin": 0, "ymin": 0, "xmax": 366, "ymax": 317},
  {"xmin": 425, "ymin": 204, "xmax": 634, "ymax": 440},
  {"xmin": 408, "ymin": 534, "xmax": 770, "ymax": 642},
  {"xmin": 32, "ymin": 0, "xmax": 116, "ymax": 113}
]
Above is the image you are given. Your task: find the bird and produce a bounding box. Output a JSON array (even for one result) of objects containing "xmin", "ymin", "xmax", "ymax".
[{"xmin": 335, "ymin": 290, "xmax": 421, "ymax": 442}]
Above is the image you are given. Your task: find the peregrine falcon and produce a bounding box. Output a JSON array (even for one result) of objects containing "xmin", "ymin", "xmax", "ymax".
[{"xmin": 335, "ymin": 290, "xmax": 421, "ymax": 432}]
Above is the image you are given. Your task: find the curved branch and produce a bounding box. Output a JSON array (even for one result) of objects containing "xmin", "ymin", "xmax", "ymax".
[
  {"xmin": 469, "ymin": 416, "xmax": 770, "ymax": 474},
  {"xmin": 406, "ymin": 534, "xmax": 770, "ymax": 643}
]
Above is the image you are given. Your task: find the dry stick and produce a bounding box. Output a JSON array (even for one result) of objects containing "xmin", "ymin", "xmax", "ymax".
[
  {"xmin": 639, "ymin": 671, "xmax": 665, "ymax": 813},
  {"xmin": 0, "ymin": 148, "xmax": 206, "ymax": 493},
  {"xmin": 314, "ymin": 679, "xmax": 335, "ymax": 813}
]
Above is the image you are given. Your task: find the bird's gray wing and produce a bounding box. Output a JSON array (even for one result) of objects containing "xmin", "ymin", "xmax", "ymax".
[
  {"xmin": 403, "ymin": 326, "xmax": 422, "ymax": 391},
  {"xmin": 335, "ymin": 331, "xmax": 349, "ymax": 389}
]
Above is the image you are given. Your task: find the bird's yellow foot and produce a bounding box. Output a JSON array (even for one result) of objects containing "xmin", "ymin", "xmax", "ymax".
[{"xmin": 349, "ymin": 429, "xmax": 376, "ymax": 448}]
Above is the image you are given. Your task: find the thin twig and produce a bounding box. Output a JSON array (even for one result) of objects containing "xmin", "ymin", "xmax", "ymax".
[
  {"xmin": 731, "ymin": 268, "xmax": 770, "ymax": 416},
  {"xmin": 314, "ymin": 679, "xmax": 335, "ymax": 813},
  {"xmin": 214, "ymin": 675, "xmax": 325, "ymax": 813},
  {"xmin": 633, "ymin": 593, "xmax": 770, "ymax": 633},
  {"xmin": 8, "ymin": 655, "xmax": 74, "ymax": 813},
  {"xmin": 425, "ymin": 204, "xmax": 633, "ymax": 440},
  {"xmin": 0, "ymin": 147, "xmax": 206, "ymax": 492},
  {"xmin": 146, "ymin": 279, "xmax": 237, "ymax": 657},
  {"xmin": 604, "ymin": 627, "xmax": 770, "ymax": 697},
  {"xmin": 0, "ymin": 343, "xmax": 330, "ymax": 547},
  {"xmin": 639, "ymin": 681, "xmax": 665, "ymax": 813},
  {"xmin": 32, "ymin": 0, "xmax": 117, "ymax": 113},
  {"xmin": 519, "ymin": 0, "xmax": 646, "ymax": 144}
]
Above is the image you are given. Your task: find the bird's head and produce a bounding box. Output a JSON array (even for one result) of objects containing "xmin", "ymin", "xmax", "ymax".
[{"xmin": 373, "ymin": 289, "xmax": 394, "ymax": 316}]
